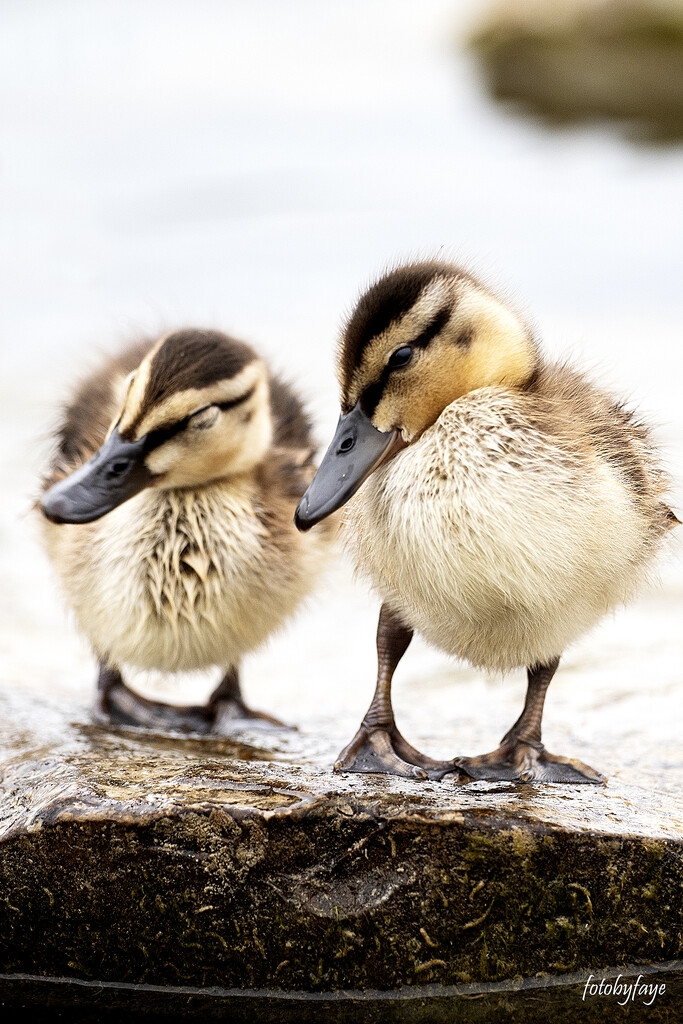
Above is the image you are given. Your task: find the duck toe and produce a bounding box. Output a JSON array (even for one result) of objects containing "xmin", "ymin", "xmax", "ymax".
[
  {"xmin": 335, "ymin": 724, "xmax": 464, "ymax": 781},
  {"xmin": 517, "ymin": 744, "xmax": 604, "ymax": 785},
  {"xmin": 455, "ymin": 741, "xmax": 603, "ymax": 785}
]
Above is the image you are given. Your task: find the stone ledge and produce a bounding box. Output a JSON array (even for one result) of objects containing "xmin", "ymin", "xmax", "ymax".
[{"xmin": 0, "ymin": 688, "xmax": 682, "ymax": 1020}]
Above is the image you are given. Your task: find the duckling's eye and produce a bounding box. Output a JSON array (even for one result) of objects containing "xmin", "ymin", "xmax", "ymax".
[
  {"xmin": 387, "ymin": 346, "xmax": 413, "ymax": 370},
  {"xmin": 189, "ymin": 405, "xmax": 220, "ymax": 430}
]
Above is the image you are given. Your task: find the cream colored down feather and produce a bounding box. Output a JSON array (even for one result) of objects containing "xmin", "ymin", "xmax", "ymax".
[
  {"xmin": 343, "ymin": 385, "xmax": 667, "ymax": 673},
  {"xmin": 42, "ymin": 474, "xmax": 328, "ymax": 675},
  {"xmin": 39, "ymin": 333, "xmax": 332, "ymax": 684}
]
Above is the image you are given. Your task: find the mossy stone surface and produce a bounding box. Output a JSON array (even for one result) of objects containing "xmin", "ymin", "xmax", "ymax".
[{"xmin": 0, "ymin": 688, "xmax": 681, "ymax": 1020}]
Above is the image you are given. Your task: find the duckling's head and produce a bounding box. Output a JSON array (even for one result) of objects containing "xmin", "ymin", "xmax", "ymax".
[
  {"xmin": 295, "ymin": 260, "xmax": 537, "ymax": 530},
  {"xmin": 42, "ymin": 329, "xmax": 272, "ymax": 524}
]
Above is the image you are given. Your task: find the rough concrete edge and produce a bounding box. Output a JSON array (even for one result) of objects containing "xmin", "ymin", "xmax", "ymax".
[{"xmin": 3, "ymin": 787, "xmax": 683, "ymax": 848}]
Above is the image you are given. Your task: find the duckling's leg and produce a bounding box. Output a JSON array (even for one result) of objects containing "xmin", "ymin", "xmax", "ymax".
[
  {"xmin": 454, "ymin": 658, "xmax": 603, "ymax": 784},
  {"xmin": 335, "ymin": 604, "xmax": 461, "ymax": 780},
  {"xmin": 207, "ymin": 666, "xmax": 287, "ymax": 728},
  {"xmin": 97, "ymin": 662, "xmax": 214, "ymax": 733},
  {"xmin": 97, "ymin": 662, "xmax": 287, "ymax": 732}
]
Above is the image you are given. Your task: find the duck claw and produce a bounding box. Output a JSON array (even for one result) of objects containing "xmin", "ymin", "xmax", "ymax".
[
  {"xmin": 335, "ymin": 724, "xmax": 461, "ymax": 781},
  {"xmin": 455, "ymin": 742, "xmax": 604, "ymax": 785}
]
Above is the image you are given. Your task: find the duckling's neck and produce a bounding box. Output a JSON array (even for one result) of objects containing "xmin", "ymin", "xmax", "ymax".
[
  {"xmin": 156, "ymin": 467, "xmax": 259, "ymax": 505},
  {"xmin": 407, "ymin": 358, "xmax": 542, "ymax": 445},
  {"xmin": 514, "ymin": 362, "xmax": 542, "ymax": 394},
  {"xmin": 152, "ymin": 442, "xmax": 270, "ymax": 492}
]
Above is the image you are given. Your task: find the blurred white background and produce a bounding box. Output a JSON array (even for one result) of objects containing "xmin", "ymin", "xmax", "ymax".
[{"xmin": 1, "ymin": 0, "xmax": 682, "ymax": 768}]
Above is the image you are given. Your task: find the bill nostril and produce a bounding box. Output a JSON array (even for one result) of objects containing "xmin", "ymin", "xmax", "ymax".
[
  {"xmin": 339, "ymin": 436, "xmax": 355, "ymax": 453},
  {"xmin": 108, "ymin": 460, "xmax": 130, "ymax": 477}
]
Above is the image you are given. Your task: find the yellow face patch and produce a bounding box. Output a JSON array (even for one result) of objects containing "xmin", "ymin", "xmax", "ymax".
[
  {"xmin": 118, "ymin": 361, "xmax": 261, "ymax": 440},
  {"xmin": 345, "ymin": 277, "xmax": 453, "ymax": 410},
  {"xmin": 142, "ymin": 370, "xmax": 273, "ymax": 488},
  {"xmin": 345, "ymin": 279, "xmax": 536, "ymax": 440}
]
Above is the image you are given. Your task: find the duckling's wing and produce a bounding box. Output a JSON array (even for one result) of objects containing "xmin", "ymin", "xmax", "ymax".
[
  {"xmin": 264, "ymin": 372, "xmax": 320, "ymax": 500},
  {"xmin": 268, "ymin": 373, "xmax": 316, "ymax": 457},
  {"xmin": 535, "ymin": 363, "xmax": 678, "ymax": 532},
  {"xmin": 43, "ymin": 338, "xmax": 154, "ymax": 490},
  {"xmin": 603, "ymin": 400, "xmax": 680, "ymax": 529}
]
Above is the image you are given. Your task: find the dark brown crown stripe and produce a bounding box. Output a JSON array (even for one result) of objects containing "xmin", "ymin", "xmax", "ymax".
[
  {"xmin": 121, "ymin": 329, "xmax": 257, "ymax": 439},
  {"xmin": 149, "ymin": 329, "xmax": 256, "ymax": 398},
  {"xmin": 340, "ymin": 260, "xmax": 473, "ymax": 391}
]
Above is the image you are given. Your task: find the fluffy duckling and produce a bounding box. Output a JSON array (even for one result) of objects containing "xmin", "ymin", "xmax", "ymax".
[
  {"xmin": 41, "ymin": 328, "xmax": 331, "ymax": 731},
  {"xmin": 296, "ymin": 260, "xmax": 677, "ymax": 783}
]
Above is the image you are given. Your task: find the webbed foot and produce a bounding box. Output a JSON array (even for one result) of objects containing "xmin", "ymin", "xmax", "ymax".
[
  {"xmin": 335, "ymin": 723, "xmax": 462, "ymax": 780},
  {"xmin": 97, "ymin": 664, "xmax": 288, "ymax": 734},
  {"xmin": 98, "ymin": 674, "xmax": 214, "ymax": 734},
  {"xmin": 455, "ymin": 739, "xmax": 603, "ymax": 785},
  {"xmin": 211, "ymin": 696, "xmax": 288, "ymax": 729},
  {"xmin": 208, "ymin": 667, "xmax": 290, "ymax": 729}
]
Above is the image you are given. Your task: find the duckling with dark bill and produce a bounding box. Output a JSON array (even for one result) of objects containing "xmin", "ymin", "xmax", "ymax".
[
  {"xmin": 295, "ymin": 260, "xmax": 678, "ymax": 783},
  {"xmin": 41, "ymin": 328, "xmax": 332, "ymax": 732}
]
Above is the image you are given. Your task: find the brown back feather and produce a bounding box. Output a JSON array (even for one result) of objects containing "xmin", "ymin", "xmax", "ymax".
[{"xmin": 525, "ymin": 363, "xmax": 676, "ymax": 533}]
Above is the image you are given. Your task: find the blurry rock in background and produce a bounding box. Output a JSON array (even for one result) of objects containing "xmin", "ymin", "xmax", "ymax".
[{"xmin": 469, "ymin": 0, "xmax": 683, "ymax": 142}]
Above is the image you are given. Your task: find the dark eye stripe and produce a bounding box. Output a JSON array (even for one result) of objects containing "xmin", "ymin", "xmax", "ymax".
[
  {"xmin": 412, "ymin": 306, "xmax": 450, "ymax": 348},
  {"xmin": 360, "ymin": 366, "xmax": 393, "ymax": 418},
  {"xmin": 215, "ymin": 384, "xmax": 255, "ymax": 413},
  {"xmin": 359, "ymin": 307, "xmax": 450, "ymax": 417},
  {"xmin": 143, "ymin": 384, "xmax": 256, "ymax": 451},
  {"xmin": 143, "ymin": 418, "xmax": 191, "ymax": 451}
]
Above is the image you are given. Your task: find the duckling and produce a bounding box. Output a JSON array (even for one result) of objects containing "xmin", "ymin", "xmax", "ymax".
[
  {"xmin": 295, "ymin": 260, "xmax": 678, "ymax": 783},
  {"xmin": 40, "ymin": 328, "xmax": 332, "ymax": 732}
]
